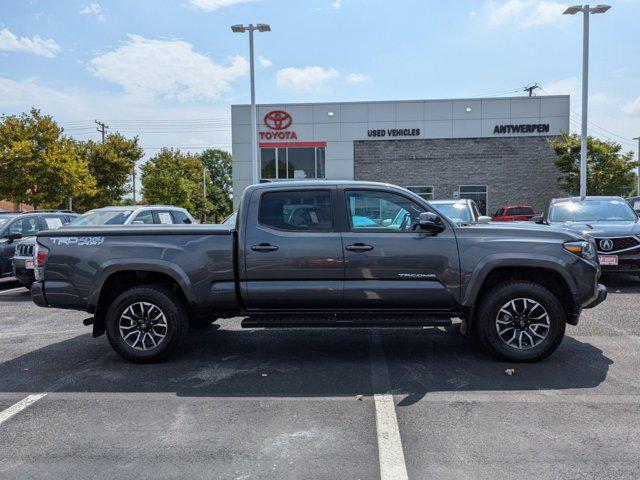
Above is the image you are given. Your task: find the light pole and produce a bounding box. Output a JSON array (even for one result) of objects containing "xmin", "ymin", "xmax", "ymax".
[
  {"xmin": 634, "ymin": 136, "xmax": 640, "ymax": 195},
  {"xmin": 563, "ymin": 4, "xmax": 611, "ymax": 199},
  {"xmin": 231, "ymin": 23, "xmax": 271, "ymax": 185}
]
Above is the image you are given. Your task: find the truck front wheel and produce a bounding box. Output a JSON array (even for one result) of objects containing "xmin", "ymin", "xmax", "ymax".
[
  {"xmin": 475, "ymin": 281, "xmax": 566, "ymax": 362},
  {"xmin": 105, "ymin": 285, "xmax": 189, "ymax": 363}
]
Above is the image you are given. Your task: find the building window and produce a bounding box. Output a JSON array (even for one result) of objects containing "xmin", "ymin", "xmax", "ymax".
[
  {"xmin": 406, "ymin": 186, "xmax": 434, "ymax": 200},
  {"xmin": 261, "ymin": 147, "xmax": 326, "ymax": 180},
  {"xmin": 459, "ymin": 185, "xmax": 488, "ymax": 215}
]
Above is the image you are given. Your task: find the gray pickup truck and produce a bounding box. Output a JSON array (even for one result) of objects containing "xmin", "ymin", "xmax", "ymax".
[{"xmin": 31, "ymin": 181, "xmax": 606, "ymax": 363}]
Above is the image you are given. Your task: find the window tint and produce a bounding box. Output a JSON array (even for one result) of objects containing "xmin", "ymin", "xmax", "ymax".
[
  {"xmin": 495, "ymin": 208, "xmax": 504, "ymax": 216},
  {"xmin": 259, "ymin": 190, "xmax": 332, "ymax": 231},
  {"xmin": 171, "ymin": 210, "xmax": 192, "ymax": 224},
  {"xmin": 520, "ymin": 207, "xmax": 534, "ymax": 215},
  {"xmin": 346, "ymin": 190, "xmax": 425, "ymax": 232},
  {"xmin": 506, "ymin": 208, "xmax": 516, "ymax": 216},
  {"xmin": 133, "ymin": 210, "xmax": 154, "ymax": 224},
  {"xmin": 8, "ymin": 217, "xmax": 39, "ymax": 236}
]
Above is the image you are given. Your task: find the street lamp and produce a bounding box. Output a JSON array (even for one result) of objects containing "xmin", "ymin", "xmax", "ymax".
[
  {"xmin": 231, "ymin": 23, "xmax": 271, "ymax": 185},
  {"xmin": 634, "ymin": 136, "xmax": 640, "ymax": 195},
  {"xmin": 563, "ymin": 4, "xmax": 611, "ymax": 199}
]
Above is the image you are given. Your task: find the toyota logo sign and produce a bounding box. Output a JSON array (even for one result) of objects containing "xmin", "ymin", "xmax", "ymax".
[
  {"xmin": 599, "ymin": 238, "xmax": 614, "ymax": 251},
  {"xmin": 264, "ymin": 110, "xmax": 292, "ymax": 130}
]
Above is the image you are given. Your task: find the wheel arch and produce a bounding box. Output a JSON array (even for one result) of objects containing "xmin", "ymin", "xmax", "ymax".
[{"xmin": 462, "ymin": 255, "xmax": 578, "ymax": 326}]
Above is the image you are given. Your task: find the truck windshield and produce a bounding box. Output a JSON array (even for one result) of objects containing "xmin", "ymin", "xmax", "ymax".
[
  {"xmin": 70, "ymin": 210, "xmax": 134, "ymax": 226},
  {"xmin": 432, "ymin": 202, "xmax": 472, "ymax": 223},
  {"xmin": 550, "ymin": 200, "xmax": 638, "ymax": 222}
]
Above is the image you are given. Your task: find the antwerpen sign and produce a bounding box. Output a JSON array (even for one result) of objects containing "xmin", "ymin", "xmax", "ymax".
[{"xmin": 493, "ymin": 123, "xmax": 550, "ymax": 134}]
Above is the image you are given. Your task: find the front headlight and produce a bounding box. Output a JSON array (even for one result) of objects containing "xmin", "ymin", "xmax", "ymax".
[{"xmin": 564, "ymin": 240, "xmax": 596, "ymax": 260}]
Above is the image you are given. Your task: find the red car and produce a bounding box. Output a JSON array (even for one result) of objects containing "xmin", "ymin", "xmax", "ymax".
[{"xmin": 492, "ymin": 205, "xmax": 537, "ymax": 222}]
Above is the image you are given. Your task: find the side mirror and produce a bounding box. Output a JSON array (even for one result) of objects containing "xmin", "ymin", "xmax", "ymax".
[
  {"xmin": 6, "ymin": 232, "xmax": 22, "ymax": 243},
  {"xmin": 418, "ymin": 212, "xmax": 445, "ymax": 234},
  {"xmin": 476, "ymin": 216, "xmax": 491, "ymax": 224},
  {"xmin": 531, "ymin": 215, "xmax": 545, "ymax": 224}
]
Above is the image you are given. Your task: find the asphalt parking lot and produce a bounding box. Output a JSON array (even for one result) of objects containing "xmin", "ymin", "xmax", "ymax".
[{"xmin": 0, "ymin": 276, "xmax": 639, "ymax": 480}]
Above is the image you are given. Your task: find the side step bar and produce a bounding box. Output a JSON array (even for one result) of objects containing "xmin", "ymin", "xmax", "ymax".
[{"xmin": 241, "ymin": 314, "xmax": 452, "ymax": 329}]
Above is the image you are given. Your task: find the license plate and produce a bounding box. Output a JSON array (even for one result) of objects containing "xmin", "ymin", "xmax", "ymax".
[
  {"xmin": 599, "ymin": 255, "xmax": 618, "ymax": 266},
  {"xmin": 25, "ymin": 259, "xmax": 35, "ymax": 270}
]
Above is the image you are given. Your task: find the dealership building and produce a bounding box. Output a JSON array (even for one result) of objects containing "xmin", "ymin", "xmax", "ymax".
[{"xmin": 231, "ymin": 95, "xmax": 569, "ymax": 214}]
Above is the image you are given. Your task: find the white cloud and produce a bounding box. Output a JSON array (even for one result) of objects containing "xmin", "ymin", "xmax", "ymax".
[
  {"xmin": 186, "ymin": 0, "xmax": 257, "ymax": 11},
  {"xmin": 345, "ymin": 73, "xmax": 370, "ymax": 85},
  {"xmin": 276, "ymin": 66, "xmax": 339, "ymax": 93},
  {"xmin": 79, "ymin": 3, "xmax": 105, "ymax": 21},
  {"xmin": 332, "ymin": 0, "xmax": 342, "ymax": 9},
  {"xmin": 88, "ymin": 34, "xmax": 248, "ymax": 103},
  {"xmin": 622, "ymin": 97, "xmax": 640, "ymax": 116},
  {"xmin": 0, "ymin": 28, "xmax": 60, "ymax": 58},
  {"xmin": 590, "ymin": 92, "xmax": 620, "ymax": 107},
  {"xmin": 259, "ymin": 55, "xmax": 273, "ymax": 68},
  {"xmin": 485, "ymin": 0, "xmax": 568, "ymax": 28}
]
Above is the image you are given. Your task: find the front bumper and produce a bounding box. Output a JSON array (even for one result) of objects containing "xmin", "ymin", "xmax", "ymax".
[
  {"xmin": 584, "ymin": 283, "xmax": 607, "ymax": 309},
  {"xmin": 12, "ymin": 257, "xmax": 35, "ymax": 286},
  {"xmin": 599, "ymin": 253, "xmax": 640, "ymax": 274}
]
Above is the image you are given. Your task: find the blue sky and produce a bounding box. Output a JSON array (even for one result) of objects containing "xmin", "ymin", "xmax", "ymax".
[{"xmin": 1, "ymin": 0, "xmax": 639, "ymax": 157}]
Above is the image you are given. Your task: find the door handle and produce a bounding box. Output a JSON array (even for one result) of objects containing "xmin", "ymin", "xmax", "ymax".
[
  {"xmin": 345, "ymin": 243, "xmax": 374, "ymax": 252},
  {"xmin": 251, "ymin": 243, "xmax": 279, "ymax": 252}
]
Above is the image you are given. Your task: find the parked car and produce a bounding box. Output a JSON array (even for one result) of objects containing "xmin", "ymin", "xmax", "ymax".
[
  {"xmin": 71, "ymin": 206, "xmax": 196, "ymax": 226},
  {"xmin": 221, "ymin": 212, "xmax": 237, "ymax": 226},
  {"xmin": 492, "ymin": 205, "xmax": 538, "ymax": 222},
  {"xmin": 535, "ymin": 196, "xmax": 640, "ymax": 276},
  {"xmin": 430, "ymin": 199, "xmax": 491, "ymax": 225},
  {"xmin": 31, "ymin": 181, "xmax": 605, "ymax": 364},
  {"xmin": 626, "ymin": 195, "xmax": 640, "ymax": 215},
  {"xmin": 1, "ymin": 211, "xmax": 78, "ymax": 281}
]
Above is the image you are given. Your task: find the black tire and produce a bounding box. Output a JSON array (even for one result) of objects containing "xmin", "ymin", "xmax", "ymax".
[
  {"xmin": 475, "ymin": 281, "xmax": 565, "ymax": 362},
  {"xmin": 105, "ymin": 285, "xmax": 189, "ymax": 363}
]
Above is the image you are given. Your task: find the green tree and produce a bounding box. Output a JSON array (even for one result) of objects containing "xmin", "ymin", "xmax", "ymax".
[
  {"xmin": 550, "ymin": 133, "xmax": 638, "ymax": 196},
  {"xmin": 141, "ymin": 148, "xmax": 211, "ymax": 220},
  {"xmin": 200, "ymin": 148, "xmax": 233, "ymax": 222},
  {"xmin": 74, "ymin": 133, "xmax": 144, "ymax": 211},
  {"xmin": 0, "ymin": 109, "xmax": 95, "ymax": 209}
]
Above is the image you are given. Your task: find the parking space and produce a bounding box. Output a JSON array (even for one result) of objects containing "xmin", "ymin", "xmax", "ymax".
[{"xmin": 1, "ymin": 277, "xmax": 640, "ymax": 479}]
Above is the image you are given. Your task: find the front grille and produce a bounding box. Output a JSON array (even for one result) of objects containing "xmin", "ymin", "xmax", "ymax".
[
  {"xmin": 16, "ymin": 244, "xmax": 34, "ymax": 257},
  {"xmin": 595, "ymin": 236, "xmax": 640, "ymax": 253}
]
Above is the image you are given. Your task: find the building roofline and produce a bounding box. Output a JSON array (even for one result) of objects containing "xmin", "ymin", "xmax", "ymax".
[{"xmin": 231, "ymin": 94, "xmax": 570, "ymax": 109}]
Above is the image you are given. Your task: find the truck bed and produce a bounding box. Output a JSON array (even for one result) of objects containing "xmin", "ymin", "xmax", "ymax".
[{"xmin": 35, "ymin": 225, "xmax": 237, "ymax": 316}]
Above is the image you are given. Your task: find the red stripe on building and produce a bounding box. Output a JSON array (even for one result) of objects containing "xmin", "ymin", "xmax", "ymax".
[{"xmin": 259, "ymin": 141, "xmax": 327, "ymax": 148}]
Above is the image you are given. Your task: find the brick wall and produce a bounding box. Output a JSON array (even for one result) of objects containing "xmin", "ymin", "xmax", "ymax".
[{"xmin": 353, "ymin": 136, "xmax": 565, "ymax": 215}]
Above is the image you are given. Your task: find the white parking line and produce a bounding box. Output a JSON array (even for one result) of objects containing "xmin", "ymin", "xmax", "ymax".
[
  {"xmin": 0, "ymin": 287, "xmax": 27, "ymax": 295},
  {"xmin": 370, "ymin": 331, "xmax": 409, "ymax": 480},
  {"xmin": 0, "ymin": 393, "xmax": 47, "ymax": 427}
]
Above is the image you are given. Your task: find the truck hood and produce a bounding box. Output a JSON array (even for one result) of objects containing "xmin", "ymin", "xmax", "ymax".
[
  {"xmin": 463, "ymin": 221, "xmax": 586, "ymax": 242},
  {"xmin": 550, "ymin": 221, "xmax": 640, "ymax": 238}
]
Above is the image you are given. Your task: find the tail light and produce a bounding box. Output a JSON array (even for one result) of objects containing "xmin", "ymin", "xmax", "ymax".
[{"xmin": 34, "ymin": 244, "xmax": 49, "ymax": 282}]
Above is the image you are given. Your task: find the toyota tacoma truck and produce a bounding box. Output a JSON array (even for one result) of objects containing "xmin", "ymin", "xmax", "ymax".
[{"xmin": 31, "ymin": 181, "xmax": 606, "ymax": 363}]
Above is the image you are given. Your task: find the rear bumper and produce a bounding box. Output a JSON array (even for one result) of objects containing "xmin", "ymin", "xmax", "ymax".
[
  {"xmin": 31, "ymin": 282, "xmax": 47, "ymax": 307},
  {"xmin": 584, "ymin": 283, "xmax": 607, "ymax": 309}
]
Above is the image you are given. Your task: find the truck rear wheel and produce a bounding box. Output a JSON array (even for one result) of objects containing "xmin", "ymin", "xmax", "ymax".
[
  {"xmin": 105, "ymin": 285, "xmax": 189, "ymax": 363},
  {"xmin": 475, "ymin": 281, "xmax": 565, "ymax": 362}
]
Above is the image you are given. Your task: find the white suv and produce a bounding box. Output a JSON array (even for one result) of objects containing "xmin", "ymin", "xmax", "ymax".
[{"xmin": 70, "ymin": 206, "xmax": 196, "ymax": 226}]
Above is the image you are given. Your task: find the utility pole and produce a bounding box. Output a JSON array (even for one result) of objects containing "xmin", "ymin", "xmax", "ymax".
[
  {"xmin": 203, "ymin": 167, "xmax": 207, "ymax": 223},
  {"xmin": 524, "ymin": 83, "xmax": 540, "ymax": 97},
  {"xmin": 95, "ymin": 120, "xmax": 109, "ymax": 143},
  {"xmin": 634, "ymin": 136, "xmax": 640, "ymax": 195},
  {"xmin": 132, "ymin": 165, "xmax": 137, "ymax": 204},
  {"xmin": 563, "ymin": 4, "xmax": 611, "ymax": 199}
]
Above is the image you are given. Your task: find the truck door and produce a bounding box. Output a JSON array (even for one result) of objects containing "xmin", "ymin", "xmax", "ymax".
[
  {"xmin": 341, "ymin": 188, "xmax": 460, "ymax": 311},
  {"xmin": 242, "ymin": 187, "xmax": 344, "ymax": 309}
]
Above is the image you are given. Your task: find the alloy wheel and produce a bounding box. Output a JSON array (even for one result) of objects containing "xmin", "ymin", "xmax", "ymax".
[{"xmin": 495, "ymin": 297, "xmax": 550, "ymax": 350}]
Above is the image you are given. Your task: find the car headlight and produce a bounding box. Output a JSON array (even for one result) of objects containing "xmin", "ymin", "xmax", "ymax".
[{"xmin": 564, "ymin": 240, "xmax": 596, "ymax": 260}]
